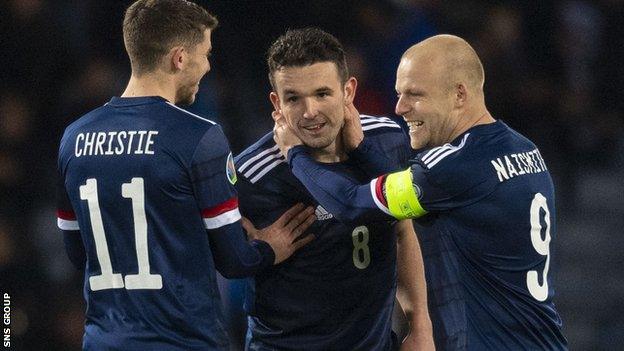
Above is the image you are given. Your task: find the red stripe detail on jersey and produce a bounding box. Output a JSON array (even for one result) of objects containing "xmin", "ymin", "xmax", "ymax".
[
  {"xmin": 202, "ymin": 197, "xmax": 239, "ymax": 218},
  {"xmin": 57, "ymin": 209, "xmax": 76, "ymax": 220},
  {"xmin": 375, "ymin": 175, "xmax": 388, "ymax": 207}
]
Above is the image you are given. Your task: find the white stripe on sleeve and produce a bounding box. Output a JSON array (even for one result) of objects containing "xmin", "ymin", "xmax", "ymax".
[
  {"xmin": 370, "ymin": 178, "xmax": 391, "ymax": 215},
  {"xmin": 58, "ymin": 218, "xmax": 80, "ymax": 231},
  {"xmin": 203, "ymin": 208, "xmax": 242, "ymax": 229}
]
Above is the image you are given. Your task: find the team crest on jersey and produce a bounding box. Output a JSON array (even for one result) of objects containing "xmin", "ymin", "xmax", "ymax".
[
  {"xmin": 413, "ymin": 183, "xmax": 423, "ymax": 199},
  {"xmin": 315, "ymin": 205, "xmax": 333, "ymax": 220},
  {"xmin": 226, "ymin": 152, "xmax": 237, "ymax": 185}
]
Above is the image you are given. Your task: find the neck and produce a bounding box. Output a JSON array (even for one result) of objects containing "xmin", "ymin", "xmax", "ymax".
[
  {"xmin": 447, "ymin": 104, "xmax": 495, "ymax": 142},
  {"xmin": 309, "ymin": 137, "xmax": 348, "ymax": 163},
  {"xmin": 121, "ymin": 73, "xmax": 176, "ymax": 103}
]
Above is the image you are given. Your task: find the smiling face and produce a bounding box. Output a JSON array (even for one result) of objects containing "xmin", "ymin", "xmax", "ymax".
[
  {"xmin": 270, "ymin": 62, "xmax": 355, "ymax": 151},
  {"xmin": 395, "ymin": 56, "xmax": 458, "ymax": 150},
  {"xmin": 175, "ymin": 28, "xmax": 212, "ymax": 105}
]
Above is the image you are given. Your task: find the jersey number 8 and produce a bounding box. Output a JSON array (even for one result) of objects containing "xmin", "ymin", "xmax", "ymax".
[{"xmin": 352, "ymin": 226, "xmax": 370, "ymax": 269}]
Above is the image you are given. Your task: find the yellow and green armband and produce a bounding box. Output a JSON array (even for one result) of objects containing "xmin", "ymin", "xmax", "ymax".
[{"xmin": 384, "ymin": 168, "xmax": 427, "ymax": 219}]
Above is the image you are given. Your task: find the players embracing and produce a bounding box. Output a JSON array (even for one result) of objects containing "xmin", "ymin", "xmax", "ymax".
[{"xmin": 275, "ymin": 35, "xmax": 568, "ymax": 350}]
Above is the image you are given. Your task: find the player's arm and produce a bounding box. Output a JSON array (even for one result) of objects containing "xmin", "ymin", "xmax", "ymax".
[
  {"xmin": 394, "ymin": 220, "xmax": 435, "ymax": 351},
  {"xmin": 193, "ymin": 126, "xmax": 314, "ymax": 278},
  {"xmin": 342, "ymin": 103, "xmax": 411, "ymax": 178},
  {"xmin": 56, "ymin": 176, "xmax": 86, "ymax": 269},
  {"xmin": 348, "ymin": 137, "xmax": 407, "ymax": 179},
  {"xmin": 63, "ymin": 231, "xmax": 86, "ymax": 269},
  {"xmin": 284, "ymin": 143, "xmax": 425, "ymax": 223},
  {"xmin": 206, "ymin": 222, "xmax": 273, "ymax": 279},
  {"xmin": 274, "ymin": 111, "xmax": 426, "ymax": 224},
  {"xmin": 205, "ymin": 203, "xmax": 315, "ymax": 279}
]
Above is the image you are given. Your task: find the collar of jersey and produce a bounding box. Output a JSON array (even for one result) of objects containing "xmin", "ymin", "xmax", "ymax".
[
  {"xmin": 461, "ymin": 119, "xmax": 506, "ymax": 138},
  {"xmin": 108, "ymin": 96, "xmax": 168, "ymax": 107}
]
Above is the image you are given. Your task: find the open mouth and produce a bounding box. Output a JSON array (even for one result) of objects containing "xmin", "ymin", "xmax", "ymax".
[
  {"xmin": 301, "ymin": 123, "xmax": 326, "ymax": 131},
  {"xmin": 407, "ymin": 120, "xmax": 424, "ymax": 130}
]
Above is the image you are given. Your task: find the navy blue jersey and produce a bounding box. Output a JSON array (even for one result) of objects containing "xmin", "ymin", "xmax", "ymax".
[
  {"xmin": 287, "ymin": 120, "xmax": 567, "ymax": 350},
  {"xmin": 56, "ymin": 96, "xmax": 265, "ymax": 350},
  {"xmin": 235, "ymin": 115, "xmax": 410, "ymax": 351},
  {"xmin": 402, "ymin": 121, "xmax": 567, "ymax": 350}
]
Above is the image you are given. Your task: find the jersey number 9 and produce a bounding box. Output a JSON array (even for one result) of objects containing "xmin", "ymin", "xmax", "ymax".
[{"xmin": 527, "ymin": 192, "xmax": 551, "ymax": 302}]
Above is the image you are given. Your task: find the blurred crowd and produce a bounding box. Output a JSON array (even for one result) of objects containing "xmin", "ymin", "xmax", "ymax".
[{"xmin": 1, "ymin": 0, "xmax": 623, "ymax": 350}]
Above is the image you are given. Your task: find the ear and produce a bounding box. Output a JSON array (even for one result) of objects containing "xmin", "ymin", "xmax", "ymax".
[
  {"xmin": 269, "ymin": 91, "xmax": 281, "ymax": 112},
  {"xmin": 343, "ymin": 77, "xmax": 358, "ymax": 105},
  {"xmin": 170, "ymin": 46, "xmax": 186, "ymax": 71},
  {"xmin": 455, "ymin": 83, "xmax": 467, "ymax": 107}
]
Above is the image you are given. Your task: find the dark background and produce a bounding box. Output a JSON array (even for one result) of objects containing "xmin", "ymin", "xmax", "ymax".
[{"xmin": 1, "ymin": 0, "xmax": 623, "ymax": 350}]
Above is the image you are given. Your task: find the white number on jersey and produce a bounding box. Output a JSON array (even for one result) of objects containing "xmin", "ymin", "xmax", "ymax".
[
  {"xmin": 526, "ymin": 192, "xmax": 551, "ymax": 301},
  {"xmin": 80, "ymin": 177, "xmax": 162, "ymax": 291},
  {"xmin": 352, "ymin": 225, "xmax": 371, "ymax": 269}
]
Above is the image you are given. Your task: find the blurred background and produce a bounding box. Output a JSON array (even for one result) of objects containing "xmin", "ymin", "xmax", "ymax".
[{"xmin": 1, "ymin": 0, "xmax": 623, "ymax": 350}]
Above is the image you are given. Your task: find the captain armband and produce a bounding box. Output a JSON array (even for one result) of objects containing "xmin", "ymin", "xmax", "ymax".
[{"xmin": 384, "ymin": 168, "xmax": 427, "ymax": 219}]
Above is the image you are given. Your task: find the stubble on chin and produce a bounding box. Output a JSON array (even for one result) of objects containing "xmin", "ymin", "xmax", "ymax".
[
  {"xmin": 301, "ymin": 129, "xmax": 340, "ymax": 150},
  {"xmin": 175, "ymin": 87, "xmax": 196, "ymax": 106},
  {"xmin": 303, "ymin": 137, "xmax": 332, "ymax": 149}
]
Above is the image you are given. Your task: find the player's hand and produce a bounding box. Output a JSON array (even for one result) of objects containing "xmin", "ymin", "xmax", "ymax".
[
  {"xmin": 272, "ymin": 110, "xmax": 303, "ymax": 158},
  {"xmin": 400, "ymin": 328, "xmax": 436, "ymax": 351},
  {"xmin": 341, "ymin": 102, "xmax": 364, "ymax": 151},
  {"xmin": 241, "ymin": 203, "xmax": 316, "ymax": 264}
]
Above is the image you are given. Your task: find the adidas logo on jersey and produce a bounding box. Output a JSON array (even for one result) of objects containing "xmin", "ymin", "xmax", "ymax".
[{"xmin": 315, "ymin": 205, "xmax": 333, "ymax": 220}]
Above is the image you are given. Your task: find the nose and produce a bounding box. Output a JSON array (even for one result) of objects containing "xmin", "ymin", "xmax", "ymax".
[
  {"xmin": 302, "ymin": 97, "xmax": 319, "ymax": 119},
  {"xmin": 395, "ymin": 95, "xmax": 409, "ymax": 116}
]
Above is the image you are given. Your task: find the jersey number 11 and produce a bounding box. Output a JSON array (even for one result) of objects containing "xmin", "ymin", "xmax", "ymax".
[{"xmin": 80, "ymin": 177, "xmax": 163, "ymax": 291}]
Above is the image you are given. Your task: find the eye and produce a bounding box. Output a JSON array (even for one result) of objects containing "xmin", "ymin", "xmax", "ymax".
[
  {"xmin": 287, "ymin": 96, "xmax": 299, "ymax": 103},
  {"xmin": 317, "ymin": 92, "xmax": 329, "ymax": 98}
]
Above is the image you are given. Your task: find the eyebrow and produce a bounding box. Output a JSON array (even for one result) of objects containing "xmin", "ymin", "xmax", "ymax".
[
  {"xmin": 397, "ymin": 88, "xmax": 425, "ymax": 96},
  {"xmin": 283, "ymin": 86, "xmax": 334, "ymax": 95},
  {"xmin": 283, "ymin": 89, "xmax": 300, "ymax": 96},
  {"xmin": 315, "ymin": 86, "xmax": 333, "ymax": 93}
]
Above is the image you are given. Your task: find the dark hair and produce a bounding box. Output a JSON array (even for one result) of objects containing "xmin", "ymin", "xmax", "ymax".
[
  {"xmin": 267, "ymin": 28, "xmax": 349, "ymax": 89},
  {"xmin": 123, "ymin": 0, "xmax": 218, "ymax": 75}
]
